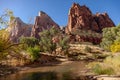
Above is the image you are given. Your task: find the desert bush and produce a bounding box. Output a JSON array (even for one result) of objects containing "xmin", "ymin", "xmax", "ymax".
[
  {"xmin": 20, "ymin": 37, "xmax": 39, "ymax": 49},
  {"xmin": 39, "ymin": 27, "xmax": 69, "ymax": 55},
  {"xmin": 92, "ymin": 64, "xmax": 114, "ymax": 75},
  {"xmin": 101, "ymin": 25, "xmax": 120, "ymax": 51},
  {"xmin": 19, "ymin": 37, "xmax": 41, "ymax": 61},
  {"xmin": 71, "ymin": 29, "xmax": 102, "ymax": 38},
  {"xmin": 110, "ymin": 41, "xmax": 120, "ymax": 53},
  {"xmin": 58, "ymin": 35, "xmax": 70, "ymax": 55},
  {"xmin": 27, "ymin": 46, "xmax": 40, "ymax": 61},
  {"xmin": 39, "ymin": 27, "xmax": 59, "ymax": 54},
  {"xmin": 89, "ymin": 54, "xmax": 120, "ymax": 75}
]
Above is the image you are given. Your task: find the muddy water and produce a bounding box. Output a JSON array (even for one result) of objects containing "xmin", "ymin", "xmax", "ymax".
[{"xmin": 0, "ymin": 61, "xmax": 88, "ymax": 80}]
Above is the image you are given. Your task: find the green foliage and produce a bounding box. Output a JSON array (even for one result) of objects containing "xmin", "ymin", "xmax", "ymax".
[
  {"xmin": 93, "ymin": 64, "xmax": 114, "ymax": 75},
  {"xmin": 89, "ymin": 54, "xmax": 120, "ymax": 75},
  {"xmin": 59, "ymin": 36, "xmax": 69, "ymax": 50},
  {"xmin": 0, "ymin": 30, "xmax": 19, "ymax": 60},
  {"xmin": 0, "ymin": 9, "xmax": 15, "ymax": 28},
  {"xmin": 27, "ymin": 46, "xmax": 40, "ymax": 61},
  {"xmin": 39, "ymin": 27, "xmax": 59, "ymax": 54},
  {"xmin": 19, "ymin": 37, "xmax": 40, "ymax": 61},
  {"xmin": 71, "ymin": 29, "xmax": 102, "ymax": 38},
  {"xmin": 39, "ymin": 27, "xmax": 70, "ymax": 54},
  {"xmin": 110, "ymin": 41, "xmax": 120, "ymax": 53},
  {"xmin": 101, "ymin": 25, "xmax": 120, "ymax": 51},
  {"xmin": 20, "ymin": 37, "xmax": 39, "ymax": 49}
]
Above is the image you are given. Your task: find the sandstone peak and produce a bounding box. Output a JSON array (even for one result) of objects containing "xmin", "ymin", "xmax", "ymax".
[
  {"xmin": 65, "ymin": 3, "xmax": 115, "ymax": 34},
  {"xmin": 31, "ymin": 11, "xmax": 59, "ymax": 38},
  {"xmin": 6, "ymin": 17, "xmax": 32, "ymax": 42},
  {"xmin": 69, "ymin": 3, "xmax": 92, "ymax": 16},
  {"xmin": 38, "ymin": 11, "xmax": 47, "ymax": 16},
  {"xmin": 65, "ymin": 3, "xmax": 115, "ymax": 44}
]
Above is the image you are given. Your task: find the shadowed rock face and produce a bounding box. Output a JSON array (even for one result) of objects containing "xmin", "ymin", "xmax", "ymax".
[
  {"xmin": 69, "ymin": 34, "xmax": 102, "ymax": 44},
  {"xmin": 6, "ymin": 17, "xmax": 32, "ymax": 42},
  {"xmin": 31, "ymin": 11, "xmax": 59, "ymax": 38},
  {"xmin": 65, "ymin": 3, "xmax": 115, "ymax": 33}
]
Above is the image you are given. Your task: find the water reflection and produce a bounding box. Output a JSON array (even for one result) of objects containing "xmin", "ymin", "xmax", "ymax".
[
  {"xmin": 0, "ymin": 71, "xmax": 74, "ymax": 80},
  {"xmin": 0, "ymin": 61, "xmax": 87, "ymax": 80},
  {"xmin": 21, "ymin": 72, "xmax": 58, "ymax": 80}
]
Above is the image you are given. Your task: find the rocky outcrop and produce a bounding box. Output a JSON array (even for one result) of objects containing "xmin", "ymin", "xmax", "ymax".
[
  {"xmin": 6, "ymin": 17, "xmax": 32, "ymax": 42},
  {"xmin": 69, "ymin": 34, "xmax": 102, "ymax": 44},
  {"xmin": 65, "ymin": 3, "xmax": 115, "ymax": 44},
  {"xmin": 94, "ymin": 13, "xmax": 115, "ymax": 31},
  {"xmin": 31, "ymin": 11, "xmax": 59, "ymax": 38},
  {"xmin": 65, "ymin": 3, "xmax": 115, "ymax": 33}
]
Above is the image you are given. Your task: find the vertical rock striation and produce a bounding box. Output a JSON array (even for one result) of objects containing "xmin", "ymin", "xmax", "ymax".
[
  {"xmin": 65, "ymin": 3, "xmax": 115, "ymax": 33},
  {"xmin": 31, "ymin": 11, "xmax": 59, "ymax": 38}
]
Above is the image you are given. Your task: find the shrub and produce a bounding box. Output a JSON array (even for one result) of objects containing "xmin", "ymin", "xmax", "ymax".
[
  {"xmin": 20, "ymin": 37, "xmax": 39, "ymax": 49},
  {"xmin": 58, "ymin": 36, "xmax": 70, "ymax": 55},
  {"xmin": 39, "ymin": 27, "xmax": 62, "ymax": 54},
  {"xmin": 0, "ymin": 30, "xmax": 20, "ymax": 61},
  {"xmin": 27, "ymin": 46, "xmax": 40, "ymax": 61},
  {"xmin": 93, "ymin": 64, "xmax": 114, "ymax": 75},
  {"xmin": 110, "ymin": 41, "xmax": 120, "ymax": 53},
  {"xmin": 100, "ymin": 25, "xmax": 120, "ymax": 51},
  {"xmin": 89, "ymin": 54, "xmax": 120, "ymax": 75}
]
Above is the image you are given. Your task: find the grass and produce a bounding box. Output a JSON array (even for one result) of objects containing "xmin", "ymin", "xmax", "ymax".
[
  {"xmin": 88, "ymin": 53, "xmax": 120, "ymax": 75},
  {"xmin": 92, "ymin": 64, "xmax": 114, "ymax": 75}
]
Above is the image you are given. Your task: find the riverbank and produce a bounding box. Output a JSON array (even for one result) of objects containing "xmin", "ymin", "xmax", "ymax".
[
  {"xmin": 0, "ymin": 60, "xmax": 90, "ymax": 80},
  {"xmin": 0, "ymin": 64, "xmax": 18, "ymax": 77},
  {"xmin": 1, "ymin": 59, "xmax": 120, "ymax": 80}
]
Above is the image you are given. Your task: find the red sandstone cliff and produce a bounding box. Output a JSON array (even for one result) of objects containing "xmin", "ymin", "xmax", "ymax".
[
  {"xmin": 65, "ymin": 3, "xmax": 115, "ymax": 44},
  {"xmin": 6, "ymin": 17, "xmax": 32, "ymax": 42},
  {"xmin": 31, "ymin": 11, "xmax": 59, "ymax": 38},
  {"xmin": 65, "ymin": 3, "xmax": 115, "ymax": 34}
]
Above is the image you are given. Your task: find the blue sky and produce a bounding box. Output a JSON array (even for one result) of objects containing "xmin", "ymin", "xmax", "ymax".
[{"xmin": 0, "ymin": 0, "xmax": 120, "ymax": 26}]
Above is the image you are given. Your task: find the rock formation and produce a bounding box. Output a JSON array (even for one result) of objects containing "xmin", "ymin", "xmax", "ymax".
[
  {"xmin": 65, "ymin": 3, "xmax": 115, "ymax": 44},
  {"xmin": 69, "ymin": 34, "xmax": 102, "ymax": 44},
  {"xmin": 31, "ymin": 11, "xmax": 59, "ymax": 38},
  {"xmin": 6, "ymin": 17, "xmax": 32, "ymax": 42},
  {"xmin": 5, "ymin": 3, "xmax": 115, "ymax": 44},
  {"xmin": 65, "ymin": 3, "xmax": 115, "ymax": 33}
]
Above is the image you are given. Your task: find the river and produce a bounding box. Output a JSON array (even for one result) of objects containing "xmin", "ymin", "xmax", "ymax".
[{"xmin": 0, "ymin": 61, "xmax": 89, "ymax": 80}]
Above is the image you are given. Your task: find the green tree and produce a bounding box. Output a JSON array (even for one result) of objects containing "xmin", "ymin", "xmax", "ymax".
[
  {"xmin": 20, "ymin": 36, "xmax": 39, "ymax": 49},
  {"xmin": 39, "ymin": 27, "xmax": 59, "ymax": 54},
  {"xmin": 39, "ymin": 27, "xmax": 70, "ymax": 55},
  {"xmin": 19, "ymin": 37, "xmax": 40, "ymax": 61},
  {"xmin": 58, "ymin": 35, "xmax": 70, "ymax": 54},
  {"xmin": 100, "ymin": 25, "xmax": 120, "ymax": 51},
  {"xmin": 27, "ymin": 46, "xmax": 40, "ymax": 61},
  {"xmin": 0, "ymin": 9, "xmax": 15, "ymax": 28},
  {"xmin": 0, "ymin": 30, "xmax": 19, "ymax": 60}
]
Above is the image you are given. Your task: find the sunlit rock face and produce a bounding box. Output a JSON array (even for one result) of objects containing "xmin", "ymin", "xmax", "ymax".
[
  {"xmin": 65, "ymin": 3, "xmax": 115, "ymax": 33},
  {"xmin": 6, "ymin": 17, "xmax": 32, "ymax": 42},
  {"xmin": 31, "ymin": 11, "xmax": 59, "ymax": 38},
  {"xmin": 65, "ymin": 3, "xmax": 115, "ymax": 44}
]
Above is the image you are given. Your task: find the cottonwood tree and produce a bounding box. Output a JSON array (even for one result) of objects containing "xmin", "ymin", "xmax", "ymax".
[{"xmin": 0, "ymin": 9, "xmax": 15, "ymax": 28}]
